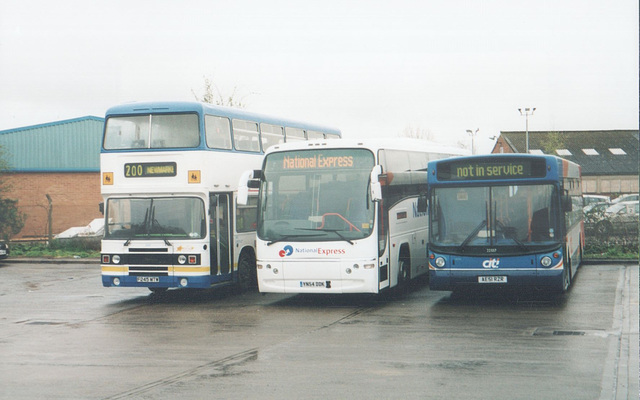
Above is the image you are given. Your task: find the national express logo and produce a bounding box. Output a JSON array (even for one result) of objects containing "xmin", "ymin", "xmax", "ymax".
[
  {"xmin": 279, "ymin": 245, "xmax": 294, "ymax": 257},
  {"xmin": 278, "ymin": 245, "xmax": 346, "ymax": 257}
]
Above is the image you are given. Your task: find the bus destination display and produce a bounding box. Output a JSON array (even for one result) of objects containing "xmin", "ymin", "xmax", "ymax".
[
  {"xmin": 437, "ymin": 158, "xmax": 546, "ymax": 181},
  {"xmin": 124, "ymin": 162, "xmax": 177, "ymax": 178},
  {"xmin": 269, "ymin": 149, "xmax": 373, "ymax": 172}
]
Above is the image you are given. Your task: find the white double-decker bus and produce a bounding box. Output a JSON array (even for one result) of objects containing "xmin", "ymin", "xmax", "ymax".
[
  {"xmin": 100, "ymin": 101, "xmax": 340, "ymax": 292},
  {"xmin": 239, "ymin": 139, "xmax": 466, "ymax": 294}
]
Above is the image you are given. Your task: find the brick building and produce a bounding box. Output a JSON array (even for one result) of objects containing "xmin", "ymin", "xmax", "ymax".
[
  {"xmin": 0, "ymin": 117, "xmax": 104, "ymax": 239},
  {"xmin": 492, "ymin": 130, "xmax": 639, "ymax": 196}
]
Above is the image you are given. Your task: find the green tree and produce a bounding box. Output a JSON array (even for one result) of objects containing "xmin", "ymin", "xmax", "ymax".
[
  {"xmin": 0, "ymin": 146, "xmax": 25, "ymax": 239},
  {"xmin": 540, "ymin": 131, "xmax": 565, "ymax": 155}
]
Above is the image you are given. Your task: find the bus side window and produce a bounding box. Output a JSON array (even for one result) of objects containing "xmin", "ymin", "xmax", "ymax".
[
  {"xmin": 205, "ymin": 115, "xmax": 232, "ymax": 150},
  {"xmin": 285, "ymin": 127, "xmax": 305, "ymax": 142},
  {"xmin": 233, "ymin": 119, "xmax": 261, "ymax": 152}
]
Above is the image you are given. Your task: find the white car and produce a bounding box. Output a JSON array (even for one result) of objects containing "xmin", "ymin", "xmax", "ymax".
[
  {"xmin": 594, "ymin": 200, "xmax": 639, "ymax": 237},
  {"xmin": 611, "ymin": 194, "xmax": 639, "ymax": 204}
]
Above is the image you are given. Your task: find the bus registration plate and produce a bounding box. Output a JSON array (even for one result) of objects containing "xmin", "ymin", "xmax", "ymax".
[
  {"xmin": 300, "ymin": 281, "xmax": 326, "ymax": 288},
  {"xmin": 137, "ymin": 277, "xmax": 160, "ymax": 283},
  {"xmin": 478, "ymin": 276, "xmax": 507, "ymax": 283}
]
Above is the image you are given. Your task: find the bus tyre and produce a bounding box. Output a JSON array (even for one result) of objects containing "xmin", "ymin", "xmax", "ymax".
[
  {"xmin": 238, "ymin": 252, "xmax": 257, "ymax": 293},
  {"xmin": 562, "ymin": 258, "xmax": 572, "ymax": 293},
  {"xmin": 398, "ymin": 251, "xmax": 410, "ymax": 289}
]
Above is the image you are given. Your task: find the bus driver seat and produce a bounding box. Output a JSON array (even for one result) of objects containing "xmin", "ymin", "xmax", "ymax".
[{"xmin": 530, "ymin": 208, "xmax": 550, "ymax": 241}]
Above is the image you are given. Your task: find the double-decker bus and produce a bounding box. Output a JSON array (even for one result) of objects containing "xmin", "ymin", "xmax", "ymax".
[
  {"xmin": 100, "ymin": 101, "xmax": 340, "ymax": 292},
  {"xmin": 238, "ymin": 139, "xmax": 466, "ymax": 294},
  {"xmin": 427, "ymin": 154, "xmax": 583, "ymax": 293}
]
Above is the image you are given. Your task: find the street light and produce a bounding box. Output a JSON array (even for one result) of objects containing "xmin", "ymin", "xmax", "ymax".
[
  {"xmin": 518, "ymin": 107, "xmax": 536, "ymax": 153},
  {"xmin": 466, "ymin": 128, "xmax": 479, "ymax": 154}
]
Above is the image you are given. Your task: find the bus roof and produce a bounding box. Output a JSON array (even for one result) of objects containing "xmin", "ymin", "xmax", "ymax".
[
  {"xmin": 104, "ymin": 101, "xmax": 341, "ymax": 135},
  {"xmin": 263, "ymin": 137, "xmax": 468, "ymax": 156},
  {"xmin": 430, "ymin": 153, "xmax": 580, "ymax": 169}
]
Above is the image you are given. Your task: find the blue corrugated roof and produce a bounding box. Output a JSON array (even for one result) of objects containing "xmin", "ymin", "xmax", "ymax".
[{"xmin": 0, "ymin": 116, "xmax": 104, "ymax": 172}]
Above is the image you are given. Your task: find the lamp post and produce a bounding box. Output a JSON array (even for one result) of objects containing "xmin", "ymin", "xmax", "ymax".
[
  {"xmin": 518, "ymin": 107, "xmax": 536, "ymax": 153},
  {"xmin": 466, "ymin": 128, "xmax": 479, "ymax": 154}
]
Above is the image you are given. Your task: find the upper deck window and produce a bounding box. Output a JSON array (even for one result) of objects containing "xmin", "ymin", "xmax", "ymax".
[
  {"xmin": 205, "ymin": 115, "xmax": 232, "ymax": 149},
  {"xmin": 104, "ymin": 114, "xmax": 200, "ymax": 150},
  {"xmin": 260, "ymin": 123, "xmax": 284, "ymax": 150},
  {"xmin": 306, "ymin": 130, "xmax": 324, "ymax": 140},
  {"xmin": 232, "ymin": 119, "xmax": 261, "ymax": 152},
  {"xmin": 285, "ymin": 127, "xmax": 305, "ymax": 142}
]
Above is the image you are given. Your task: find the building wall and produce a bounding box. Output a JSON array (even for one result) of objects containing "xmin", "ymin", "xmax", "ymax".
[
  {"xmin": 491, "ymin": 134, "xmax": 638, "ymax": 196},
  {"xmin": 582, "ymin": 174, "xmax": 639, "ymax": 196},
  {"xmin": 5, "ymin": 172, "xmax": 102, "ymax": 239},
  {"xmin": 491, "ymin": 137, "xmax": 515, "ymax": 154}
]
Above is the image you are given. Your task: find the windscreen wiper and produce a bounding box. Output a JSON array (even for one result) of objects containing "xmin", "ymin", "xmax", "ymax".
[
  {"xmin": 459, "ymin": 220, "xmax": 487, "ymax": 251},
  {"xmin": 296, "ymin": 227, "xmax": 355, "ymax": 245},
  {"xmin": 495, "ymin": 221, "xmax": 529, "ymax": 251},
  {"xmin": 266, "ymin": 233, "xmax": 324, "ymax": 246},
  {"xmin": 314, "ymin": 228, "xmax": 355, "ymax": 245}
]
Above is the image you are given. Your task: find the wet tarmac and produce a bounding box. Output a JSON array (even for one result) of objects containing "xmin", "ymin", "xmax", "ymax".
[{"xmin": 0, "ymin": 261, "xmax": 637, "ymax": 399}]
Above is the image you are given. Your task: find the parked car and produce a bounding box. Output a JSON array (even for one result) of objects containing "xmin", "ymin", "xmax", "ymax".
[
  {"xmin": 583, "ymin": 194, "xmax": 610, "ymax": 207},
  {"xmin": 0, "ymin": 241, "xmax": 9, "ymax": 259},
  {"xmin": 584, "ymin": 201, "xmax": 611, "ymax": 225},
  {"xmin": 594, "ymin": 200, "xmax": 639, "ymax": 237},
  {"xmin": 611, "ymin": 194, "xmax": 639, "ymax": 204}
]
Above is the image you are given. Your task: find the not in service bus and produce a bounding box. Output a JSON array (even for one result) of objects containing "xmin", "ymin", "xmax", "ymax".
[
  {"xmin": 427, "ymin": 154, "xmax": 583, "ymax": 293},
  {"xmin": 238, "ymin": 139, "xmax": 466, "ymax": 294},
  {"xmin": 100, "ymin": 101, "xmax": 340, "ymax": 292}
]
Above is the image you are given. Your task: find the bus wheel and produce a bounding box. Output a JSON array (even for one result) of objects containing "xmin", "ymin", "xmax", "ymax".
[
  {"xmin": 398, "ymin": 251, "xmax": 411, "ymax": 288},
  {"xmin": 562, "ymin": 258, "xmax": 572, "ymax": 292},
  {"xmin": 238, "ymin": 252, "xmax": 257, "ymax": 292}
]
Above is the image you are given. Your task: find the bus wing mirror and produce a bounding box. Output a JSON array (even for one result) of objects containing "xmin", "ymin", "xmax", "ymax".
[
  {"xmin": 238, "ymin": 169, "xmax": 262, "ymax": 205},
  {"xmin": 370, "ymin": 165, "xmax": 383, "ymax": 202}
]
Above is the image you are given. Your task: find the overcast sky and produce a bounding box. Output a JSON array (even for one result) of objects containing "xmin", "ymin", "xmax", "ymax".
[{"xmin": 1, "ymin": 0, "xmax": 637, "ymax": 152}]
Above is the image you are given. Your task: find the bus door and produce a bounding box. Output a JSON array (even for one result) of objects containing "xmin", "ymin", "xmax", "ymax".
[
  {"xmin": 378, "ymin": 202, "xmax": 390, "ymax": 290},
  {"xmin": 210, "ymin": 193, "xmax": 232, "ymax": 276}
]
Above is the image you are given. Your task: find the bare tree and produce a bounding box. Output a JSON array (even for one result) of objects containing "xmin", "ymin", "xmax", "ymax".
[
  {"xmin": 192, "ymin": 75, "xmax": 250, "ymax": 108},
  {"xmin": 399, "ymin": 125, "xmax": 435, "ymax": 140}
]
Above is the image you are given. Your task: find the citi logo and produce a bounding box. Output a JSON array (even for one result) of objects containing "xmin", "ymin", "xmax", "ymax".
[
  {"xmin": 482, "ymin": 258, "xmax": 500, "ymax": 269},
  {"xmin": 279, "ymin": 245, "xmax": 294, "ymax": 258}
]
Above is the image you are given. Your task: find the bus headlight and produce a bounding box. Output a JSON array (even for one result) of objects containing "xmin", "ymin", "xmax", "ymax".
[
  {"xmin": 113, "ymin": 277, "xmax": 121, "ymax": 286},
  {"xmin": 540, "ymin": 256, "xmax": 552, "ymax": 267},
  {"xmin": 112, "ymin": 255, "xmax": 120, "ymax": 264},
  {"xmin": 434, "ymin": 257, "xmax": 446, "ymax": 268},
  {"xmin": 180, "ymin": 278, "xmax": 188, "ymax": 287},
  {"xmin": 178, "ymin": 255, "xmax": 187, "ymax": 265}
]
